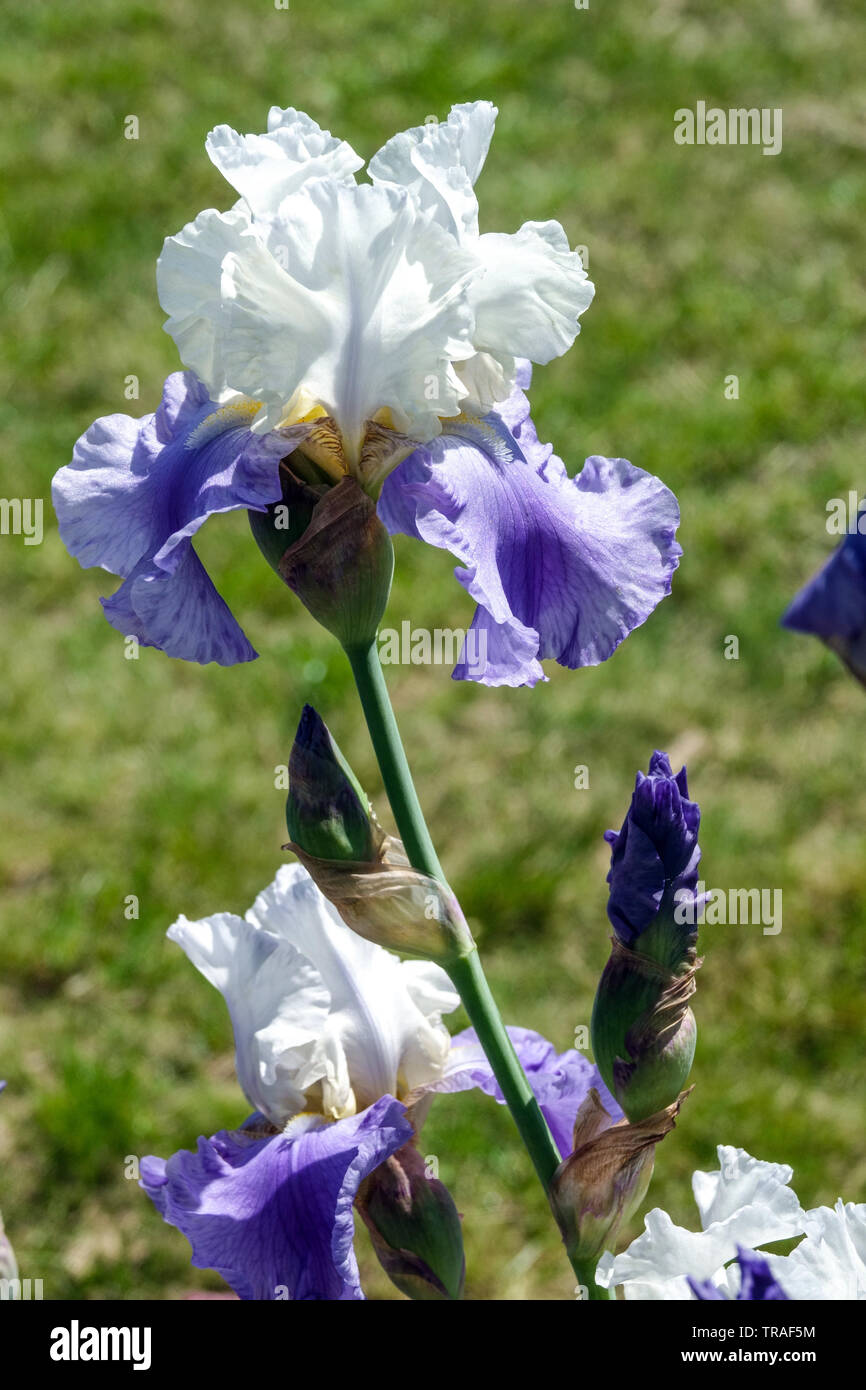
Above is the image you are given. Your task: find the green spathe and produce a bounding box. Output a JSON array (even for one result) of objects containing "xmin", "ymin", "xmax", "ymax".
[
  {"xmin": 591, "ymin": 911, "xmax": 699, "ymax": 1123},
  {"xmin": 357, "ymin": 1141, "xmax": 465, "ymax": 1301},
  {"xmin": 286, "ymin": 706, "xmax": 376, "ymax": 863}
]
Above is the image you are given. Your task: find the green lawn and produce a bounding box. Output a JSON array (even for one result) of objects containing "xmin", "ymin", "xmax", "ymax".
[{"xmin": 1, "ymin": 0, "xmax": 864, "ymax": 1299}]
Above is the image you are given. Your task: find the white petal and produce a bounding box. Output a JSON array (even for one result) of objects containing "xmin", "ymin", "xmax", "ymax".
[
  {"xmin": 470, "ymin": 221, "xmax": 594, "ymax": 366},
  {"xmin": 763, "ymin": 1201, "xmax": 866, "ymax": 1300},
  {"xmin": 206, "ymin": 110, "xmax": 363, "ymax": 219},
  {"xmin": 168, "ymin": 911, "xmax": 330, "ymax": 1125},
  {"xmin": 245, "ymin": 865, "xmax": 459, "ymax": 1112},
  {"xmin": 369, "ymin": 100, "xmax": 498, "ymax": 242},
  {"xmin": 218, "ymin": 180, "xmax": 477, "ymax": 452},
  {"xmin": 693, "ymin": 1145, "xmax": 797, "ymax": 1228},
  {"xmin": 601, "ymin": 1146, "xmax": 806, "ymax": 1299},
  {"xmin": 157, "ymin": 206, "xmax": 255, "ymax": 403}
]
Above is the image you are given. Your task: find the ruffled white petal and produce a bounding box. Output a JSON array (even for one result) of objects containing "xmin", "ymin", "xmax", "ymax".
[
  {"xmin": 157, "ymin": 207, "xmax": 256, "ymax": 405},
  {"xmin": 369, "ymin": 100, "xmax": 497, "ymax": 242},
  {"xmin": 470, "ymin": 221, "xmax": 594, "ymax": 368},
  {"xmin": 761, "ymin": 1201, "xmax": 866, "ymax": 1300},
  {"xmin": 228, "ymin": 180, "xmax": 476, "ymax": 449},
  {"xmin": 597, "ymin": 1146, "xmax": 807, "ymax": 1299},
  {"xmin": 206, "ymin": 109, "xmax": 363, "ymax": 219}
]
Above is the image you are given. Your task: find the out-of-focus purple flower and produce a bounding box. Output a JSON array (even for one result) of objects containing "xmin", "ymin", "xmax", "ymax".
[
  {"xmin": 604, "ymin": 750, "xmax": 701, "ymax": 948},
  {"xmin": 689, "ymin": 1247, "xmax": 789, "ymax": 1301},
  {"xmin": 426, "ymin": 1024, "xmax": 622, "ymax": 1159},
  {"xmin": 782, "ymin": 513, "xmax": 866, "ymax": 687}
]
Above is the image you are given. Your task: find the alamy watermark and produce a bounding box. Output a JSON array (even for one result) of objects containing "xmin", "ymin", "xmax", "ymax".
[
  {"xmin": 378, "ymin": 621, "xmax": 487, "ymax": 678},
  {"xmin": 0, "ymin": 497, "xmax": 43, "ymax": 545},
  {"xmin": 674, "ymin": 102, "xmax": 782, "ymax": 156},
  {"xmin": 675, "ymin": 881, "xmax": 783, "ymax": 935}
]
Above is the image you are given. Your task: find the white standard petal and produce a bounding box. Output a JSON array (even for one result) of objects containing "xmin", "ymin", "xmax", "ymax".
[
  {"xmin": 245, "ymin": 865, "xmax": 459, "ymax": 1118},
  {"xmin": 218, "ymin": 180, "xmax": 477, "ymax": 454},
  {"xmin": 369, "ymin": 100, "xmax": 498, "ymax": 242},
  {"xmin": 206, "ymin": 109, "xmax": 363, "ymax": 220},
  {"xmin": 167, "ymin": 910, "xmax": 330, "ymax": 1126},
  {"xmin": 470, "ymin": 221, "xmax": 594, "ymax": 370}
]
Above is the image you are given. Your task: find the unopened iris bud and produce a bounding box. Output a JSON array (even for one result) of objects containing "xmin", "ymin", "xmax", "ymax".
[
  {"xmin": 250, "ymin": 456, "xmax": 394, "ymax": 650},
  {"xmin": 286, "ymin": 704, "xmax": 376, "ymax": 863},
  {"xmin": 356, "ymin": 1140, "xmax": 465, "ymax": 1301},
  {"xmin": 590, "ymin": 752, "xmax": 702, "ymax": 1122},
  {"xmin": 284, "ymin": 708, "xmax": 475, "ymax": 963},
  {"xmin": 551, "ymin": 1087, "xmax": 689, "ymax": 1266}
]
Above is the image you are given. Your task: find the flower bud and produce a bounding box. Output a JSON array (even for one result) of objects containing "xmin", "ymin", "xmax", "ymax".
[
  {"xmin": 356, "ymin": 1140, "xmax": 465, "ymax": 1301},
  {"xmin": 250, "ymin": 458, "xmax": 394, "ymax": 649},
  {"xmin": 286, "ymin": 705, "xmax": 376, "ymax": 863},
  {"xmin": 283, "ymin": 710, "xmax": 475, "ymax": 963},
  {"xmin": 551, "ymin": 1087, "xmax": 690, "ymax": 1266},
  {"xmin": 591, "ymin": 752, "xmax": 702, "ymax": 1122}
]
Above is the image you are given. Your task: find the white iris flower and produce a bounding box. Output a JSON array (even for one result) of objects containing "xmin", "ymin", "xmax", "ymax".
[
  {"xmin": 157, "ymin": 102, "xmax": 593, "ymax": 485},
  {"xmin": 168, "ymin": 863, "xmax": 459, "ymax": 1125}
]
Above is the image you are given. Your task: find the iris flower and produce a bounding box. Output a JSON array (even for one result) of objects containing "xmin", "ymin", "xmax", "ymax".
[
  {"xmin": 782, "ymin": 510, "xmax": 866, "ymax": 687},
  {"xmin": 596, "ymin": 1145, "xmax": 866, "ymax": 1300},
  {"xmin": 53, "ymin": 102, "xmax": 681, "ymax": 683},
  {"xmin": 141, "ymin": 864, "xmax": 612, "ymax": 1299}
]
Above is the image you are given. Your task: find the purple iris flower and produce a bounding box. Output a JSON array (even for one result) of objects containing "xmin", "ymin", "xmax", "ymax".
[
  {"xmin": 604, "ymin": 751, "xmax": 702, "ymax": 948},
  {"xmin": 689, "ymin": 1247, "xmax": 790, "ymax": 1301},
  {"xmin": 782, "ymin": 511, "xmax": 866, "ymax": 686}
]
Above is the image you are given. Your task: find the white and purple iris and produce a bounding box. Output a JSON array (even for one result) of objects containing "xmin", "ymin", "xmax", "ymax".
[
  {"xmin": 596, "ymin": 1145, "xmax": 866, "ymax": 1300},
  {"xmin": 141, "ymin": 864, "xmax": 615, "ymax": 1300},
  {"xmin": 52, "ymin": 102, "xmax": 681, "ymax": 685}
]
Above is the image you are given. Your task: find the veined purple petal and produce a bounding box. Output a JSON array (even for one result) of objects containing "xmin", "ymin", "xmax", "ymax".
[
  {"xmin": 379, "ymin": 378, "xmax": 681, "ymax": 687},
  {"xmin": 426, "ymin": 1025, "xmax": 622, "ymax": 1159},
  {"xmin": 140, "ymin": 1096, "xmax": 412, "ymax": 1301},
  {"xmin": 52, "ymin": 372, "xmax": 299, "ymax": 666},
  {"xmin": 782, "ymin": 516, "xmax": 866, "ymax": 684}
]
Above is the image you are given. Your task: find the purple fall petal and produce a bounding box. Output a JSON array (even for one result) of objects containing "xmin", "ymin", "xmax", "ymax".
[
  {"xmin": 140, "ymin": 1096, "xmax": 412, "ymax": 1300},
  {"xmin": 52, "ymin": 372, "xmax": 300, "ymax": 665},
  {"xmin": 427, "ymin": 1025, "xmax": 621, "ymax": 1159},
  {"xmin": 380, "ymin": 377, "xmax": 681, "ymax": 687}
]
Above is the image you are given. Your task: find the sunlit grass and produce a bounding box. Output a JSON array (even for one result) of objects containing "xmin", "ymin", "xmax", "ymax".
[{"xmin": 0, "ymin": 0, "xmax": 864, "ymax": 1299}]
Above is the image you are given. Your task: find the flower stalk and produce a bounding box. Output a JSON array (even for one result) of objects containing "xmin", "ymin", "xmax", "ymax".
[{"xmin": 344, "ymin": 637, "xmax": 588, "ymax": 1277}]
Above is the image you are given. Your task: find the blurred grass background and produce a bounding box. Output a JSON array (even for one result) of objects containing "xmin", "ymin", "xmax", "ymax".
[{"xmin": 0, "ymin": 0, "xmax": 864, "ymax": 1300}]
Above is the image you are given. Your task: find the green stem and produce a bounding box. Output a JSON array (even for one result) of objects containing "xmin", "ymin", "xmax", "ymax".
[
  {"xmin": 344, "ymin": 639, "xmax": 580, "ymax": 1270},
  {"xmin": 572, "ymin": 1260, "xmax": 611, "ymax": 1301}
]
